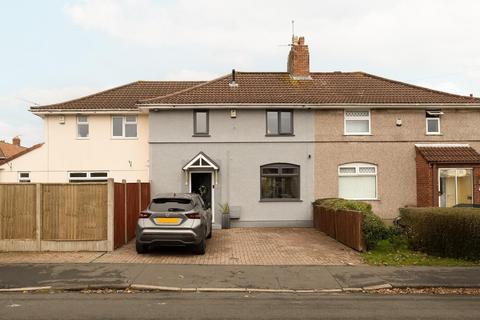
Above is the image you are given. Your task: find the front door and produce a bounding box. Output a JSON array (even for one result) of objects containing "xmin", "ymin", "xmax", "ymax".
[
  {"xmin": 439, "ymin": 168, "xmax": 473, "ymax": 207},
  {"xmin": 190, "ymin": 172, "xmax": 214, "ymax": 220}
]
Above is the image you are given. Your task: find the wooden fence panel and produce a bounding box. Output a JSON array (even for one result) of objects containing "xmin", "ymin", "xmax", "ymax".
[
  {"xmin": 0, "ymin": 184, "xmax": 36, "ymax": 240},
  {"xmin": 42, "ymin": 184, "xmax": 107, "ymax": 240},
  {"xmin": 313, "ymin": 205, "xmax": 364, "ymax": 252},
  {"xmin": 126, "ymin": 183, "xmax": 140, "ymax": 242},
  {"xmin": 140, "ymin": 183, "xmax": 150, "ymax": 211},
  {"xmin": 113, "ymin": 183, "xmax": 126, "ymax": 249}
]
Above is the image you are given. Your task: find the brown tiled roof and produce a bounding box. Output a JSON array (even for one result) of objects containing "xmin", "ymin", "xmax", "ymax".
[
  {"xmin": 0, "ymin": 143, "xmax": 44, "ymax": 166},
  {"xmin": 416, "ymin": 145, "xmax": 480, "ymax": 163},
  {"xmin": 30, "ymin": 81, "xmax": 205, "ymax": 111},
  {"xmin": 139, "ymin": 72, "xmax": 480, "ymax": 105},
  {"xmin": 0, "ymin": 148, "xmax": 5, "ymax": 159},
  {"xmin": 0, "ymin": 141, "xmax": 27, "ymax": 159}
]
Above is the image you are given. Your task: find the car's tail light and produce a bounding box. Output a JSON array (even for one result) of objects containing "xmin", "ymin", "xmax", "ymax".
[
  {"xmin": 139, "ymin": 210, "xmax": 151, "ymax": 218},
  {"xmin": 185, "ymin": 212, "xmax": 201, "ymax": 219}
]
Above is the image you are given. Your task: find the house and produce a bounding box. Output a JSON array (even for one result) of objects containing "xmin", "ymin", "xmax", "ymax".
[
  {"xmin": 2, "ymin": 36, "xmax": 480, "ymax": 227},
  {"xmin": 0, "ymin": 137, "xmax": 26, "ymax": 161}
]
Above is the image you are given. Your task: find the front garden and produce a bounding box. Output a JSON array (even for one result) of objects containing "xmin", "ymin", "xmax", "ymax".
[{"xmin": 313, "ymin": 199, "xmax": 480, "ymax": 266}]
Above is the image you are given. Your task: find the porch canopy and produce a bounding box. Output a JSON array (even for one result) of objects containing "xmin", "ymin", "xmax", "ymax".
[
  {"xmin": 182, "ymin": 152, "xmax": 219, "ymax": 185},
  {"xmin": 415, "ymin": 144, "xmax": 480, "ymax": 164}
]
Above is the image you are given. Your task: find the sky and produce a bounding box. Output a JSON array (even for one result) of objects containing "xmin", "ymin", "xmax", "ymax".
[{"xmin": 1, "ymin": 0, "xmax": 479, "ymax": 146}]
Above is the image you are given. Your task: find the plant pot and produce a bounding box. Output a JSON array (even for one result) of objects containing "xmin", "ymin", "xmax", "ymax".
[{"xmin": 222, "ymin": 213, "xmax": 231, "ymax": 229}]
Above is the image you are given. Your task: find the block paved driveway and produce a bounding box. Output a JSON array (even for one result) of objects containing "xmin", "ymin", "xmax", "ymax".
[{"xmin": 0, "ymin": 228, "xmax": 363, "ymax": 265}]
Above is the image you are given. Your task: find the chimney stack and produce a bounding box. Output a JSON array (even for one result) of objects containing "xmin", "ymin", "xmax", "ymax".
[
  {"xmin": 287, "ymin": 36, "xmax": 311, "ymax": 80},
  {"xmin": 12, "ymin": 136, "xmax": 21, "ymax": 147}
]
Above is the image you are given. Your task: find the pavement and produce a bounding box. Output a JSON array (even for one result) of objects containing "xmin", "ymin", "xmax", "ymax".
[{"xmin": 1, "ymin": 264, "xmax": 479, "ymax": 292}]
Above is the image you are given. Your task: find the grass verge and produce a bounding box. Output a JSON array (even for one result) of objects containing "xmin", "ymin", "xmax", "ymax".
[{"xmin": 362, "ymin": 240, "xmax": 480, "ymax": 266}]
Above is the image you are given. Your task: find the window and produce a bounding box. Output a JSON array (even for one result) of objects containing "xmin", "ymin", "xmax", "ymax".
[
  {"xmin": 338, "ymin": 163, "xmax": 377, "ymax": 200},
  {"xmin": 260, "ymin": 163, "xmax": 300, "ymax": 201},
  {"xmin": 18, "ymin": 172, "xmax": 30, "ymax": 183},
  {"xmin": 266, "ymin": 111, "xmax": 293, "ymax": 135},
  {"xmin": 69, "ymin": 171, "xmax": 108, "ymax": 183},
  {"xmin": 77, "ymin": 115, "xmax": 89, "ymax": 138},
  {"xmin": 426, "ymin": 111, "xmax": 442, "ymax": 135},
  {"xmin": 193, "ymin": 110, "xmax": 209, "ymax": 135},
  {"xmin": 112, "ymin": 116, "xmax": 137, "ymax": 138},
  {"xmin": 344, "ymin": 110, "xmax": 371, "ymax": 135}
]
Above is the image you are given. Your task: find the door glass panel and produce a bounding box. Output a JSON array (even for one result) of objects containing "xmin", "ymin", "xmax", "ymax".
[{"xmin": 439, "ymin": 169, "xmax": 472, "ymax": 207}]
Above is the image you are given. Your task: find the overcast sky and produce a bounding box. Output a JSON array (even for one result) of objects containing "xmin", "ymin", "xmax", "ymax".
[{"xmin": 1, "ymin": 0, "xmax": 479, "ymax": 146}]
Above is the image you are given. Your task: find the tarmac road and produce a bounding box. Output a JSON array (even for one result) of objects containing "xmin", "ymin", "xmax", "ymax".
[{"xmin": 1, "ymin": 292, "xmax": 480, "ymax": 320}]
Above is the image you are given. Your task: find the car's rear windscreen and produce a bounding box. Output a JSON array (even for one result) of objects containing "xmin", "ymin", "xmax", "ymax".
[{"xmin": 149, "ymin": 198, "xmax": 194, "ymax": 212}]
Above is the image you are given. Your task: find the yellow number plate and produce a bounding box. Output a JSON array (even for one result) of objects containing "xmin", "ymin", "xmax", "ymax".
[{"xmin": 154, "ymin": 217, "xmax": 181, "ymax": 224}]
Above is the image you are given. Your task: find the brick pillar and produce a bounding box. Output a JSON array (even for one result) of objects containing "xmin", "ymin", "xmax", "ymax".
[{"xmin": 416, "ymin": 149, "xmax": 434, "ymax": 207}]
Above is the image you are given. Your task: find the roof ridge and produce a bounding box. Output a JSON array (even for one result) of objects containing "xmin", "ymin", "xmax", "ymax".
[
  {"xmin": 138, "ymin": 73, "xmax": 231, "ymax": 104},
  {"xmin": 0, "ymin": 143, "xmax": 44, "ymax": 166},
  {"xmin": 30, "ymin": 81, "xmax": 143, "ymax": 110},
  {"xmin": 358, "ymin": 71, "xmax": 480, "ymax": 101}
]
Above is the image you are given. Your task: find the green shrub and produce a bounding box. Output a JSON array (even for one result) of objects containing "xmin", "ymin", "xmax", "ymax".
[
  {"xmin": 399, "ymin": 207, "xmax": 480, "ymax": 260},
  {"xmin": 314, "ymin": 198, "xmax": 388, "ymax": 250}
]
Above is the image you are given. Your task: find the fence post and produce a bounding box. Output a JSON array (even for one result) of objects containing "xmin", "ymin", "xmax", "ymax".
[
  {"xmin": 123, "ymin": 179, "xmax": 127, "ymax": 245},
  {"xmin": 35, "ymin": 183, "xmax": 42, "ymax": 251},
  {"xmin": 107, "ymin": 179, "xmax": 114, "ymax": 252}
]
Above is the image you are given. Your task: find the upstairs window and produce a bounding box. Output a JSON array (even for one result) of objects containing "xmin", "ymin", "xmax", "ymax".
[
  {"xmin": 260, "ymin": 163, "xmax": 300, "ymax": 201},
  {"xmin": 18, "ymin": 172, "xmax": 31, "ymax": 183},
  {"xmin": 266, "ymin": 110, "xmax": 293, "ymax": 135},
  {"xmin": 193, "ymin": 110, "xmax": 209, "ymax": 136},
  {"xmin": 112, "ymin": 116, "xmax": 137, "ymax": 138},
  {"xmin": 338, "ymin": 163, "xmax": 377, "ymax": 200},
  {"xmin": 344, "ymin": 110, "xmax": 371, "ymax": 135},
  {"xmin": 69, "ymin": 171, "xmax": 108, "ymax": 183},
  {"xmin": 77, "ymin": 115, "xmax": 89, "ymax": 138},
  {"xmin": 426, "ymin": 111, "xmax": 442, "ymax": 135}
]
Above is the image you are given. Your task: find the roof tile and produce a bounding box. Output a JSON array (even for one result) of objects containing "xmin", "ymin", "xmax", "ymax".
[{"xmin": 416, "ymin": 145, "xmax": 480, "ymax": 163}]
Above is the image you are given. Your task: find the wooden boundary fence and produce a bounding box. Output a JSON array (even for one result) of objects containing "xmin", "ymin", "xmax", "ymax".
[
  {"xmin": 0, "ymin": 179, "xmax": 151, "ymax": 252},
  {"xmin": 313, "ymin": 205, "xmax": 365, "ymax": 252}
]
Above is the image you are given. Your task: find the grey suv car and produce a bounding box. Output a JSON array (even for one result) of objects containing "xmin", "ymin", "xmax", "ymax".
[{"xmin": 135, "ymin": 193, "xmax": 212, "ymax": 255}]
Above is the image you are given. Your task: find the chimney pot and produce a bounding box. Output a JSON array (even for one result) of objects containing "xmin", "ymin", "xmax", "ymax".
[
  {"xmin": 12, "ymin": 136, "xmax": 21, "ymax": 146},
  {"xmin": 287, "ymin": 35, "xmax": 311, "ymax": 80}
]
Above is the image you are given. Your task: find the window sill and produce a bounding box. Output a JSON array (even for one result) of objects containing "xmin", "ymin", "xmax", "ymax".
[
  {"xmin": 111, "ymin": 137, "xmax": 139, "ymax": 140},
  {"xmin": 425, "ymin": 133, "xmax": 443, "ymax": 136},
  {"xmin": 192, "ymin": 134, "xmax": 211, "ymax": 137},
  {"xmin": 76, "ymin": 137, "xmax": 90, "ymax": 140},
  {"xmin": 259, "ymin": 199, "xmax": 303, "ymax": 203},
  {"xmin": 343, "ymin": 133, "xmax": 372, "ymax": 136},
  {"xmin": 265, "ymin": 134, "xmax": 295, "ymax": 137}
]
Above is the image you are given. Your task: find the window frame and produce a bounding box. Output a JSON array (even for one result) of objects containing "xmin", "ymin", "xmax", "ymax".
[
  {"xmin": 68, "ymin": 171, "xmax": 108, "ymax": 183},
  {"xmin": 260, "ymin": 163, "xmax": 301, "ymax": 202},
  {"xmin": 193, "ymin": 110, "xmax": 210, "ymax": 136},
  {"xmin": 265, "ymin": 110, "xmax": 294, "ymax": 136},
  {"xmin": 76, "ymin": 115, "xmax": 89, "ymax": 139},
  {"xmin": 111, "ymin": 115, "xmax": 138, "ymax": 139},
  {"xmin": 344, "ymin": 110, "xmax": 371, "ymax": 136},
  {"xmin": 426, "ymin": 117, "xmax": 441, "ymax": 135},
  {"xmin": 338, "ymin": 162, "xmax": 378, "ymax": 200},
  {"xmin": 18, "ymin": 172, "xmax": 31, "ymax": 183}
]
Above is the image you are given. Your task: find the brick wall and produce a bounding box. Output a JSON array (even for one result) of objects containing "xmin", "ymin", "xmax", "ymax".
[{"xmin": 416, "ymin": 149, "xmax": 434, "ymax": 206}]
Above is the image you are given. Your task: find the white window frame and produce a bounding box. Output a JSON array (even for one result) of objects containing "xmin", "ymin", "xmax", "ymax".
[
  {"xmin": 76, "ymin": 115, "xmax": 89, "ymax": 139},
  {"xmin": 111, "ymin": 116, "xmax": 138, "ymax": 139},
  {"xmin": 68, "ymin": 171, "xmax": 108, "ymax": 182},
  {"xmin": 338, "ymin": 162, "xmax": 378, "ymax": 200},
  {"xmin": 18, "ymin": 172, "xmax": 31, "ymax": 183},
  {"xmin": 344, "ymin": 110, "xmax": 371, "ymax": 135},
  {"xmin": 426, "ymin": 117, "xmax": 441, "ymax": 135}
]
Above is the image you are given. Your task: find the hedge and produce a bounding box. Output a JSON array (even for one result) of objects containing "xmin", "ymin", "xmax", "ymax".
[
  {"xmin": 313, "ymin": 198, "xmax": 388, "ymax": 250},
  {"xmin": 399, "ymin": 207, "xmax": 480, "ymax": 260}
]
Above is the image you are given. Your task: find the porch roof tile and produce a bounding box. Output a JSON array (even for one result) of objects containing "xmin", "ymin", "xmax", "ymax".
[{"xmin": 415, "ymin": 144, "xmax": 480, "ymax": 163}]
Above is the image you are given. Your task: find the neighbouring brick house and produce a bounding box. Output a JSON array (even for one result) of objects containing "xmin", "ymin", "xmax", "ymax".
[
  {"xmin": 0, "ymin": 137, "xmax": 26, "ymax": 161},
  {"xmin": 2, "ymin": 35, "xmax": 480, "ymax": 226}
]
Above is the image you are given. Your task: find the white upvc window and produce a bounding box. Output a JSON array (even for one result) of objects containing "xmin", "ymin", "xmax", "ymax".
[
  {"xmin": 77, "ymin": 115, "xmax": 89, "ymax": 138},
  {"xmin": 68, "ymin": 171, "xmax": 108, "ymax": 183},
  {"xmin": 338, "ymin": 163, "xmax": 377, "ymax": 200},
  {"xmin": 112, "ymin": 116, "xmax": 137, "ymax": 138},
  {"xmin": 426, "ymin": 111, "xmax": 442, "ymax": 135},
  {"xmin": 344, "ymin": 110, "xmax": 371, "ymax": 135},
  {"xmin": 18, "ymin": 172, "xmax": 31, "ymax": 183}
]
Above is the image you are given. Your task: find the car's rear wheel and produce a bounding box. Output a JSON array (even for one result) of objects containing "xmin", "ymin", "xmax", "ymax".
[
  {"xmin": 193, "ymin": 236, "xmax": 206, "ymax": 255},
  {"xmin": 136, "ymin": 241, "xmax": 148, "ymax": 254}
]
